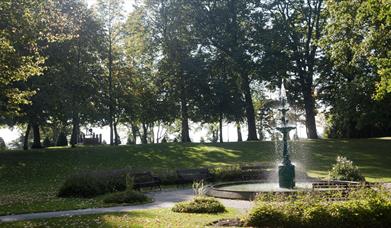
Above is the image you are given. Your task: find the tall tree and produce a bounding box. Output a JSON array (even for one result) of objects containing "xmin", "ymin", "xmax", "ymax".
[
  {"xmin": 0, "ymin": 0, "xmax": 45, "ymax": 121},
  {"xmin": 323, "ymin": 0, "xmax": 390, "ymax": 100},
  {"xmin": 193, "ymin": 0, "xmax": 266, "ymax": 140},
  {"xmin": 318, "ymin": 0, "xmax": 391, "ymax": 138},
  {"xmin": 262, "ymin": 0, "xmax": 326, "ymax": 139},
  {"xmin": 146, "ymin": 0, "xmax": 206, "ymax": 142},
  {"xmin": 97, "ymin": 0, "xmax": 124, "ymax": 145}
]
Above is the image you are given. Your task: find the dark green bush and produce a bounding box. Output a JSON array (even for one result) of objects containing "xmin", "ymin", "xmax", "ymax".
[
  {"xmin": 328, "ymin": 156, "xmax": 365, "ymax": 181},
  {"xmin": 56, "ymin": 132, "xmax": 68, "ymax": 146},
  {"xmin": 211, "ymin": 166, "xmax": 243, "ymax": 181},
  {"xmin": 157, "ymin": 170, "xmax": 179, "ymax": 185},
  {"xmin": 172, "ymin": 197, "xmax": 226, "ymax": 214},
  {"xmin": 103, "ymin": 190, "xmax": 151, "ymax": 204},
  {"xmin": 58, "ymin": 169, "xmax": 130, "ymax": 198},
  {"xmin": 245, "ymin": 188, "xmax": 391, "ymax": 228}
]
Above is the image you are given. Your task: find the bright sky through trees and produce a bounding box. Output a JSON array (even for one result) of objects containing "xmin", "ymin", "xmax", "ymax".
[{"xmin": 87, "ymin": 0, "xmax": 135, "ymax": 14}]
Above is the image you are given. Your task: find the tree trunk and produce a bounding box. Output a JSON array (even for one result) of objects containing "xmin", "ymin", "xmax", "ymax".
[
  {"xmin": 70, "ymin": 113, "xmax": 80, "ymax": 147},
  {"xmin": 181, "ymin": 102, "xmax": 191, "ymax": 143},
  {"xmin": 108, "ymin": 33, "xmax": 114, "ymax": 146},
  {"xmin": 114, "ymin": 120, "xmax": 119, "ymax": 145},
  {"xmin": 180, "ymin": 95, "xmax": 191, "ymax": 143},
  {"xmin": 241, "ymin": 74, "xmax": 258, "ymax": 141},
  {"xmin": 141, "ymin": 123, "xmax": 148, "ymax": 144},
  {"xmin": 149, "ymin": 123, "xmax": 155, "ymax": 144},
  {"xmin": 131, "ymin": 122, "xmax": 139, "ymax": 144},
  {"xmin": 303, "ymin": 85, "xmax": 318, "ymax": 139},
  {"xmin": 236, "ymin": 121, "xmax": 242, "ymax": 142},
  {"xmin": 31, "ymin": 123, "xmax": 42, "ymax": 149},
  {"xmin": 219, "ymin": 113, "xmax": 223, "ymax": 143},
  {"xmin": 23, "ymin": 123, "xmax": 31, "ymax": 150}
]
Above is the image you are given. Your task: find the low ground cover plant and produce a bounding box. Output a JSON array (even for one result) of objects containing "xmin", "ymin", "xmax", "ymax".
[
  {"xmin": 172, "ymin": 197, "xmax": 226, "ymax": 214},
  {"xmin": 328, "ymin": 156, "xmax": 365, "ymax": 181},
  {"xmin": 245, "ymin": 187, "xmax": 391, "ymax": 227}
]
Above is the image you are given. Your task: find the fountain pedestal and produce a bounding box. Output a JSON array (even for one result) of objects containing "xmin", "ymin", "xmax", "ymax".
[
  {"xmin": 278, "ymin": 163, "xmax": 295, "ymax": 188},
  {"xmin": 277, "ymin": 124, "xmax": 296, "ymax": 188}
]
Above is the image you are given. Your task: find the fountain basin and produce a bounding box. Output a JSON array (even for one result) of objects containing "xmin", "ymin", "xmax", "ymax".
[{"xmin": 206, "ymin": 181, "xmax": 313, "ymax": 200}]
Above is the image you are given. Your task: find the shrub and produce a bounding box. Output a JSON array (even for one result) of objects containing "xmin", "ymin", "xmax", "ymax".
[
  {"xmin": 103, "ymin": 190, "xmax": 151, "ymax": 204},
  {"xmin": 58, "ymin": 169, "xmax": 130, "ymax": 198},
  {"xmin": 210, "ymin": 165, "xmax": 243, "ymax": 181},
  {"xmin": 245, "ymin": 188, "xmax": 391, "ymax": 228},
  {"xmin": 172, "ymin": 196, "xmax": 226, "ymax": 214},
  {"xmin": 192, "ymin": 180, "xmax": 207, "ymax": 196},
  {"xmin": 56, "ymin": 132, "xmax": 68, "ymax": 146},
  {"xmin": 245, "ymin": 202, "xmax": 289, "ymax": 227},
  {"xmin": 328, "ymin": 156, "xmax": 365, "ymax": 181}
]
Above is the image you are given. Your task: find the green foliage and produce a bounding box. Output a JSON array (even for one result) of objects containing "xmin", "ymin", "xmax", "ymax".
[
  {"xmin": 172, "ymin": 197, "xmax": 226, "ymax": 214},
  {"xmin": 210, "ymin": 165, "xmax": 243, "ymax": 181},
  {"xmin": 58, "ymin": 170, "xmax": 129, "ymax": 198},
  {"xmin": 245, "ymin": 188, "xmax": 391, "ymax": 227},
  {"xmin": 328, "ymin": 156, "xmax": 365, "ymax": 181},
  {"xmin": 320, "ymin": 0, "xmax": 391, "ymax": 138},
  {"xmin": 192, "ymin": 180, "xmax": 206, "ymax": 196},
  {"xmin": 103, "ymin": 190, "xmax": 150, "ymax": 204},
  {"xmin": 56, "ymin": 132, "xmax": 68, "ymax": 147},
  {"xmin": 0, "ymin": 0, "xmax": 46, "ymax": 119},
  {"xmin": 324, "ymin": 0, "xmax": 391, "ymax": 100}
]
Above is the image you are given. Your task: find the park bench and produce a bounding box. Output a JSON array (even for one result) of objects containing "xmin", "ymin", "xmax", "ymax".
[
  {"xmin": 312, "ymin": 180, "xmax": 363, "ymax": 189},
  {"xmin": 312, "ymin": 180, "xmax": 367, "ymax": 200},
  {"xmin": 176, "ymin": 168, "xmax": 213, "ymax": 186},
  {"xmin": 132, "ymin": 171, "xmax": 161, "ymax": 191}
]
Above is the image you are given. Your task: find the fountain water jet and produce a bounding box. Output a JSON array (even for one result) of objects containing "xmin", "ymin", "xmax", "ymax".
[
  {"xmin": 276, "ymin": 82, "xmax": 296, "ymax": 188},
  {"xmin": 206, "ymin": 81, "xmax": 316, "ymax": 200}
]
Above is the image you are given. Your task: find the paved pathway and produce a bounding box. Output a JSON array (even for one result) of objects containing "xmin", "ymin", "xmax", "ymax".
[{"xmin": 0, "ymin": 189, "xmax": 253, "ymax": 223}]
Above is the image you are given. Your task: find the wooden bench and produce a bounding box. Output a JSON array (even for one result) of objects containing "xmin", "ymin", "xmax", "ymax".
[
  {"xmin": 312, "ymin": 180, "xmax": 367, "ymax": 200},
  {"xmin": 132, "ymin": 171, "xmax": 161, "ymax": 191},
  {"xmin": 312, "ymin": 180, "xmax": 362, "ymax": 189},
  {"xmin": 176, "ymin": 168, "xmax": 213, "ymax": 186}
]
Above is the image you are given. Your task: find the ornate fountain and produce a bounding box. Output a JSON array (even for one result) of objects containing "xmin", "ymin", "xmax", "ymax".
[
  {"xmin": 276, "ymin": 82, "xmax": 296, "ymax": 188},
  {"xmin": 206, "ymin": 81, "xmax": 310, "ymax": 200}
]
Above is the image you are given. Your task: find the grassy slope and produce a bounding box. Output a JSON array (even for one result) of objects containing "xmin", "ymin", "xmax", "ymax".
[
  {"xmin": 0, "ymin": 208, "xmax": 238, "ymax": 228},
  {"xmin": 0, "ymin": 139, "xmax": 390, "ymax": 215}
]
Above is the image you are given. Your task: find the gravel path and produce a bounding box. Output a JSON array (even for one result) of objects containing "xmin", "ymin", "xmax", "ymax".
[{"xmin": 0, "ymin": 189, "xmax": 253, "ymax": 223}]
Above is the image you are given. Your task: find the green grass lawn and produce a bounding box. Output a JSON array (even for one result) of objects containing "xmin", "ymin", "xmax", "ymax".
[
  {"xmin": 0, "ymin": 138, "xmax": 390, "ymax": 215},
  {"xmin": 0, "ymin": 208, "xmax": 238, "ymax": 228}
]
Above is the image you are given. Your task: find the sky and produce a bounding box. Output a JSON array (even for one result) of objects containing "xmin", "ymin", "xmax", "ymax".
[{"xmin": 86, "ymin": 0, "xmax": 135, "ymax": 14}]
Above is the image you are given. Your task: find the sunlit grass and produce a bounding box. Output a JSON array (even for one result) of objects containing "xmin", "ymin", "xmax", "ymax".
[
  {"xmin": 1, "ymin": 208, "xmax": 238, "ymax": 228},
  {"xmin": 0, "ymin": 139, "xmax": 390, "ymax": 215}
]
